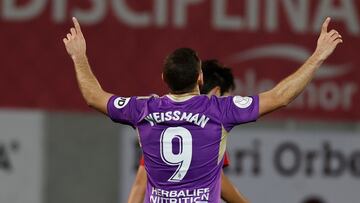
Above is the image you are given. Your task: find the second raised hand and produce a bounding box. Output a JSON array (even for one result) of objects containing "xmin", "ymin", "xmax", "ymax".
[{"xmin": 314, "ymin": 17, "xmax": 343, "ymax": 61}]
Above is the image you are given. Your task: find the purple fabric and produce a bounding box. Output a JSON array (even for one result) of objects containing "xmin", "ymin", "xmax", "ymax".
[{"xmin": 108, "ymin": 95, "xmax": 259, "ymax": 203}]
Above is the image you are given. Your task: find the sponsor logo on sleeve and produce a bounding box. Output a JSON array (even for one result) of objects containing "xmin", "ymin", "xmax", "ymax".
[
  {"xmin": 114, "ymin": 97, "xmax": 130, "ymax": 109},
  {"xmin": 233, "ymin": 96, "xmax": 253, "ymax": 109}
]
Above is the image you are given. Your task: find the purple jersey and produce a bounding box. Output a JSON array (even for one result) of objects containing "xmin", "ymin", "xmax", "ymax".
[{"xmin": 108, "ymin": 95, "xmax": 259, "ymax": 203}]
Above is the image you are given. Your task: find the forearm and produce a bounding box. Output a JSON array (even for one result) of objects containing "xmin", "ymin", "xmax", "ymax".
[
  {"xmin": 73, "ymin": 55, "xmax": 103, "ymax": 102},
  {"xmin": 127, "ymin": 185, "xmax": 146, "ymax": 203},
  {"xmin": 127, "ymin": 166, "xmax": 147, "ymax": 203},
  {"xmin": 64, "ymin": 18, "xmax": 112, "ymax": 114},
  {"xmin": 221, "ymin": 172, "xmax": 249, "ymax": 203},
  {"xmin": 72, "ymin": 55, "xmax": 112, "ymax": 112},
  {"xmin": 259, "ymin": 18, "xmax": 342, "ymax": 116},
  {"xmin": 268, "ymin": 53, "xmax": 324, "ymax": 107}
]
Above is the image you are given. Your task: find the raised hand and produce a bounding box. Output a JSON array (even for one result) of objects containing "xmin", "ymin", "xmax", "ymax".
[
  {"xmin": 314, "ymin": 17, "xmax": 343, "ymax": 61},
  {"xmin": 63, "ymin": 17, "xmax": 87, "ymax": 60}
]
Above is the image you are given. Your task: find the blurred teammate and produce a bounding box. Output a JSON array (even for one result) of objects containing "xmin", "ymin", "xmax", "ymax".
[
  {"xmin": 127, "ymin": 60, "xmax": 249, "ymax": 203},
  {"xmin": 63, "ymin": 17, "xmax": 342, "ymax": 203}
]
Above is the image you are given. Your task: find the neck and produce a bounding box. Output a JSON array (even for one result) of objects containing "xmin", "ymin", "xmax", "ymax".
[{"xmin": 169, "ymin": 86, "xmax": 200, "ymax": 97}]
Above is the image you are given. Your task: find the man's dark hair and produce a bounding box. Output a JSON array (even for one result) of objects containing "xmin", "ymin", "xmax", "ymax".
[
  {"xmin": 163, "ymin": 48, "xmax": 201, "ymax": 94},
  {"xmin": 200, "ymin": 60, "xmax": 235, "ymax": 95}
]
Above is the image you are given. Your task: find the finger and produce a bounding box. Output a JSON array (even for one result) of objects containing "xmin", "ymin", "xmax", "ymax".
[
  {"xmin": 331, "ymin": 34, "xmax": 342, "ymax": 41},
  {"xmin": 63, "ymin": 38, "xmax": 68, "ymax": 44},
  {"xmin": 334, "ymin": 38, "xmax": 343, "ymax": 44},
  {"xmin": 70, "ymin": 28, "xmax": 76, "ymax": 36},
  {"xmin": 67, "ymin": 33, "xmax": 72, "ymax": 40},
  {"xmin": 321, "ymin": 17, "xmax": 331, "ymax": 34},
  {"xmin": 328, "ymin": 29, "xmax": 338, "ymax": 37},
  {"xmin": 72, "ymin": 17, "xmax": 82, "ymax": 34}
]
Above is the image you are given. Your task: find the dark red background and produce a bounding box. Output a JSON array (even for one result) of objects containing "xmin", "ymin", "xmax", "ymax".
[{"xmin": 0, "ymin": 0, "xmax": 359, "ymax": 121}]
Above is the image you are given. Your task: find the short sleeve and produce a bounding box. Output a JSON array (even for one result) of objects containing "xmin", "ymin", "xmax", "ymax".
[
  {"xmin": 139, "ymin": 155, "xmax": 145, "ymax": 166},
  {"xmin": 107, "ymin": 95, "xmax": 141, "ymax": 126},
  {"xmin": 223, "ymin": 152, "xmax": 230, "ymax": 168},
  {"xmin": 220, "ymin": 95, "xmax": 259, "ymax": 131}
]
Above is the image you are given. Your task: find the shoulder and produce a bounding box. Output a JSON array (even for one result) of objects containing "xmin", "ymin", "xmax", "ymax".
[
  {"xmin": 108, "ymin": 95, "xmax": 158, "ymax": 111},
  {"xmin": 208, "ymin": 95, "xmax": 231, "ymax": 105},
  {"xmin": 210, "ymin": 95, "xmax": 256, "ymax": 108},
  {"xmin": 136, "ymin": 94, "xmax": 160, "ymax": 100}
]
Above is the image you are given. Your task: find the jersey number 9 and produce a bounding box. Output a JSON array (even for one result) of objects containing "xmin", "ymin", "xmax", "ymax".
[{"xmin": 160, "ymin": 127, "xmax": 193, "ymax": 182}]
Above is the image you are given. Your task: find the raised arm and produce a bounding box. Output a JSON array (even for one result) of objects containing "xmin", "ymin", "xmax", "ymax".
[
  {"xmin": 259, "ymin": 17, "xmax": 343, "ymax": 116},
  {"xmin": 63, "ymin": 17, "xmax": 112, "ymax": 114}
]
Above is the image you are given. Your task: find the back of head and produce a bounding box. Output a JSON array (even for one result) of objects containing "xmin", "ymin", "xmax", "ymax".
[
  {"xmin": 201, "ymin": 60, "xmax": 235, "ymax": 95},
  {"xmin": 219, "ymin": 65, "xmax": 236, "ymax": 95},
  {"xmin": 163, "ymin": 48, "xmax": 201, "ymax": 94}
]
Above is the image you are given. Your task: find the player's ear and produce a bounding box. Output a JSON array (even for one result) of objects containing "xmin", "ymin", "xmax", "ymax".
[
  {"xmin": 197, "ymin": 72, "xmax": 204, "ymax": 87},
  {"xmin": 208, "ymin": 86, "xmax": 221, "ymax": 97}
]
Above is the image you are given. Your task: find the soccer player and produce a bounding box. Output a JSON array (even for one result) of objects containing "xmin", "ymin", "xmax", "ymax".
[
  {"xmin": 63, "ymin": 17, "xmax": 342, "ymax": 203},
  {"xmin": 127, "ymin": 60, "xmax": 249, "ymax": 203},
  {"xmin": 202, "ymin": 60, "xmax": 249, "ymax": 203}
]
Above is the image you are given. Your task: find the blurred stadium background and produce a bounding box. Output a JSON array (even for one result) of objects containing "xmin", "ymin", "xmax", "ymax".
[{"xmin": 0, "ymin": 1, "xmax": 359, "ymax": 203}]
